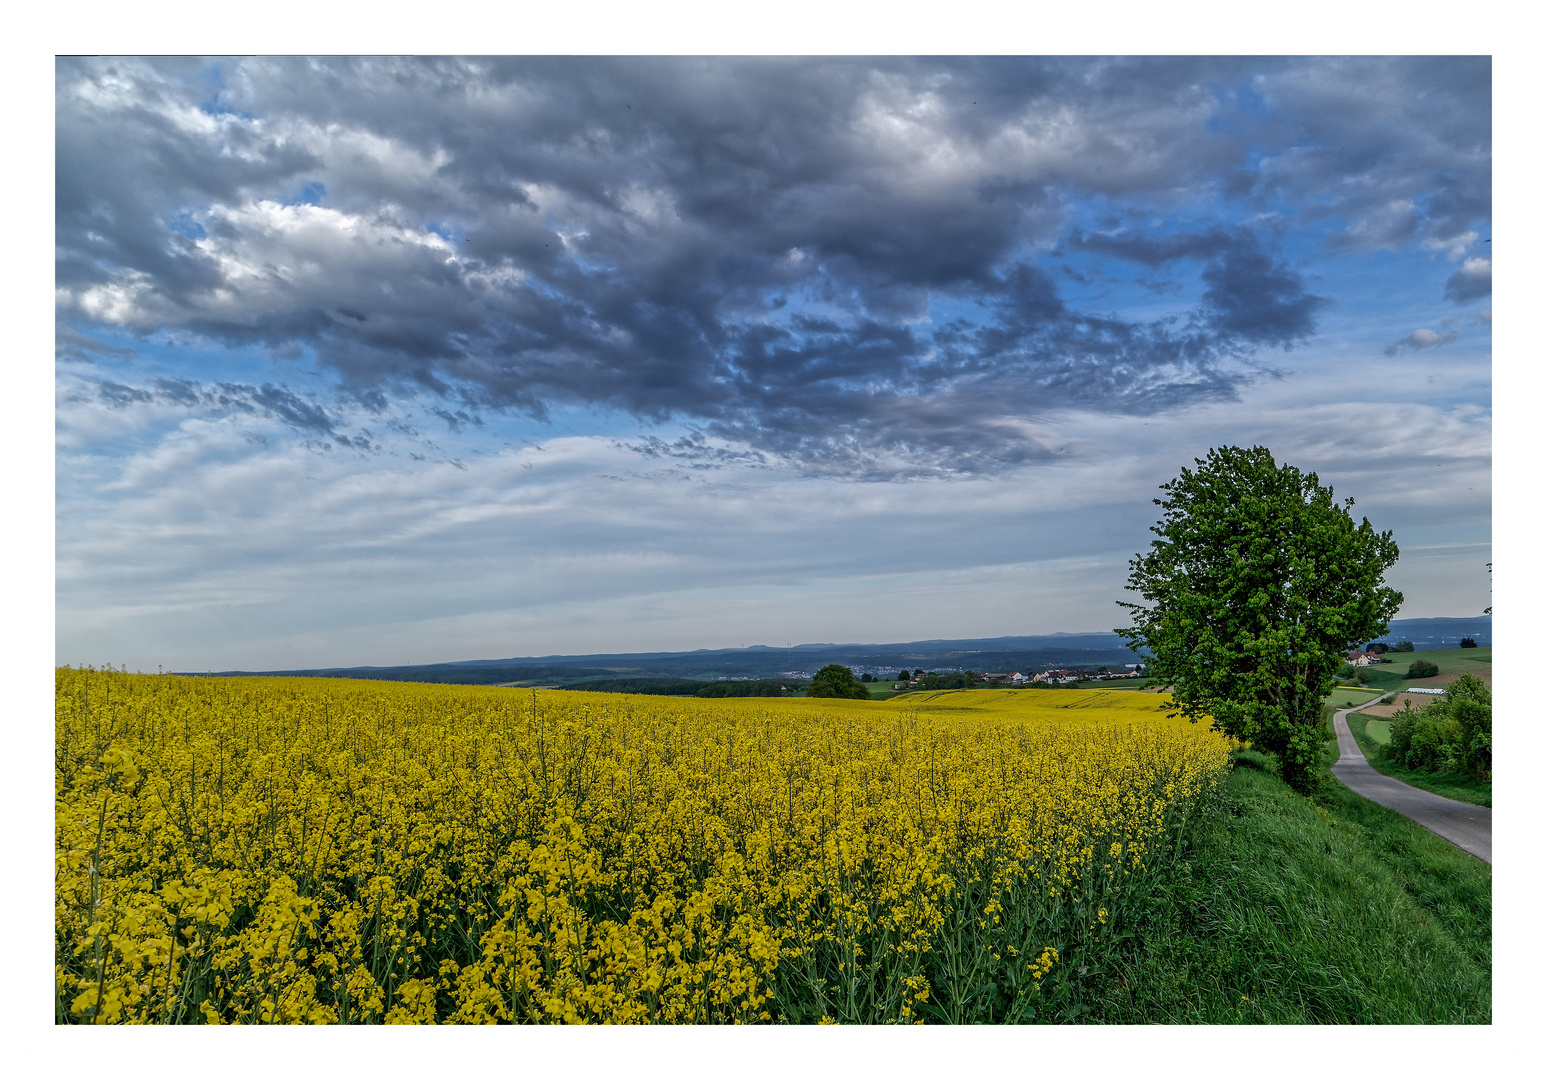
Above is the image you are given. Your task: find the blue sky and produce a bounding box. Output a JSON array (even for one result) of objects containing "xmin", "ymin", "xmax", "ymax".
[{"xmin": 54, "ymin": 56, "xmax": 1492, "ymax": 671}]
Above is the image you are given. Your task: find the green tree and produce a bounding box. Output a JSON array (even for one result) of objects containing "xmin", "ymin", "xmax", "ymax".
[
  {"xmin": 807, "ymin": 664, "xmax": 871, "ymax": 699},
  {"xmin": 1116, "ymin": 446, "xmax": 1402, "ymax": 792},
  {"xmin": 1406, "ymin": 659, "xmax": 1440, "ymax": 679},
  {"xmin": 917, "ymin": 671, "xmax": 975, "ymax": 690}
]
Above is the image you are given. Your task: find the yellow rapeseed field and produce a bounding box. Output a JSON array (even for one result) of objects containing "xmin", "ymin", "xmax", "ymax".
[{"xmin": 55, "ymin": 668, "xmax": 1232, "ymax": 1024}]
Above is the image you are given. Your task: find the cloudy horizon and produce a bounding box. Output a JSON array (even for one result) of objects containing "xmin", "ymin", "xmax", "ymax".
[{"xmin": 55, "ymin": 56, "xmax": 1492, "ymax": 671}]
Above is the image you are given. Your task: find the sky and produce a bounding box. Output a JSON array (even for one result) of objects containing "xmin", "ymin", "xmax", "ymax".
[{"xmin": 54, "ymin": 55, "xmax": 1493, "ymax": 671}]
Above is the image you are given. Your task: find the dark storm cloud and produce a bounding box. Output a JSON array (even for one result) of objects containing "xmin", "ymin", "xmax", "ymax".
[
  {"xmin": 55, "ymin": 56, "xmax": 1490, "ymax": 474},
  {"xmin": 1066, "ymin": 227, "xmax": 1328, "ymax": 346},
  {"xmin": 1198, "ymin": 245, "xmax": 1327, "ymax": 346}
]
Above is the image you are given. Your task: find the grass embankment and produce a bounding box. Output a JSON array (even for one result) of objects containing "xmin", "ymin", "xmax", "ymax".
[
  {"xmin": 1080, "ymin": 750, "xmax": 1490, "ymax": 1023},
  {"xmin": 1343, "ymin": 708, "xmax": 1492, "ymax": 808}
]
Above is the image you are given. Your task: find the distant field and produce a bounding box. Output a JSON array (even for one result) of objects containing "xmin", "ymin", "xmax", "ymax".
[
  {"xmin": 1348, "ymin": 647, "xmax": 1491, "ymax": 692},
  {"xmin": 1359, "ymin": 692, "xmax": 1458, "ymax": 719}
]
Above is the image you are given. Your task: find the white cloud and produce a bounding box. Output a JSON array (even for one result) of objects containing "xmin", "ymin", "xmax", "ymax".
[
  {"xmin": 56, "ymin": 367, "xmax": 1492, "ymax": 670},
  {"xmin": 1383, "ymin": 327, "xmax": 1460, "ymax": 356},
  {"xmin": 1422, "ymin": 230, "xmax": 1478, "ymax": 260}
]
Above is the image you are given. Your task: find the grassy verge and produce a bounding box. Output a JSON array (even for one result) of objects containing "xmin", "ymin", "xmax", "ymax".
[
  {"xmin": 1343, "ymin": 709, "xmax": 1492, "ymax": 808},
  {"xmin": 1079, "ymin": 750, "xmax": 1490, "ymax": 1023}
]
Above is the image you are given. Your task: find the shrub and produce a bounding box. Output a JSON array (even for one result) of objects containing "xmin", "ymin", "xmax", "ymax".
[
  {"xmin": 1407, "ymin": 711, "xmax": 1463, "ymax": 771},
  {"xmin": 1380, "ymin": 673, "xmax": 1491, "ymax": 778},
  {"xmin": 1384, "ymin": 706, "xmax": 1415, "ymax": 763},
  {"xmin": 1383, "ymin": 701, "xmax": 1455, "ymax": 770},
  {"xmin": 1406, "ymin": 659, "xmax": 1440, "ymax": 679},
  {"xmin": 1447, "ymin": 673, "xmax": 1492, "ymax": 777},
  {"xmin": 1459, "ymin": 637, "xmax": 1477, "ymax": 648}
]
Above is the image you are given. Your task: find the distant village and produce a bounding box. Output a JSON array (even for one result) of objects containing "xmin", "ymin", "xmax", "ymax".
[
  {"xmin": 893, "ymin": 664, "xmax": 1146, "ymax": 688},
  {"xmin": 764, "ymin": 664, "xmax": 1147, "ymax": 688}
]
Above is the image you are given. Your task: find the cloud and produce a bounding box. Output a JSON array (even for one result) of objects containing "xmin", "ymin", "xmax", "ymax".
[
  {"xmin": 55, "ymin": 56, "xmax": 1489, "ymax": 475},
  {"xmin": 1065, "ymin": 227, "xmax": 1238, "ymax": 266},
  {"xmin": 1197, "ymin": 243, "xmax": 1326, "ymax": 346},
  {"xmin": 1422, "ymin": 230, "xmax": 1478, "ymax": 260},
  {"xmin": 55, "ymin": 380, "xmax": 1491, "ymax": 669},
  {"xmin": 1383, "ymin": 328, "xmax": 1460, "ymax": 356},
  {"xmin": 1445, "ymin": 256, "xmax": 1492, "ymax": 303},
  {"xmin": 1247, "ymin": 57, "xmax": 1490, "ymax": 248},
  {"xmin": 87, "ymin": 375, "xmax": 376, "ymax": 448}
]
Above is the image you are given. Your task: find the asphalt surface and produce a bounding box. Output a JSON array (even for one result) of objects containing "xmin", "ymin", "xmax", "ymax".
[{"xmin": 1331, "ymin": 705, "xmax": 1492, "ymax": 864}]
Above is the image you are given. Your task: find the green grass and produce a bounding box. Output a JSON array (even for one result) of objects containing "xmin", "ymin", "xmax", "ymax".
[
  {"xmin": 1325, "ymin": 686, "xmax": 1386, "ymax": 710},
  {"xmin": 1343, "ymin": 709, "xmax": 1492, "ymax": 808},
  {"xmin": 1080, "ymin": 751, "xmax": 1491, "ymax": 1023}
]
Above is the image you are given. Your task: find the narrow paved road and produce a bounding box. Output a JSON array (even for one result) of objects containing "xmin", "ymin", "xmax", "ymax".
[{"xmin": 1330, "ymin": 705, "xmax": 1491, "ymax": 864}]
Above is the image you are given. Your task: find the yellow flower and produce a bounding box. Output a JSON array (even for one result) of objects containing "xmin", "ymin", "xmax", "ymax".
[{"xmin": 52, "ymin": 669, "xmax": 1229, "ymax": 1025}]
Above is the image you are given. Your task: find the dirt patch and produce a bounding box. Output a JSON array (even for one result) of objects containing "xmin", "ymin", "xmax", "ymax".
[
  {"xmin": 1358, "ymin": 692, "xmax": 1449, "ymax": 718},
  {"xmin": 1358, "ymin": 666, "xmax": 1492, "ymax": 716}
]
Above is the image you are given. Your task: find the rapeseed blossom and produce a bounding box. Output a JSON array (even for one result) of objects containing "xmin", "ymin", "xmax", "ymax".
[{"xmin": 55, "ymin": 669, "xmax": 1230, "ymax": 1023}]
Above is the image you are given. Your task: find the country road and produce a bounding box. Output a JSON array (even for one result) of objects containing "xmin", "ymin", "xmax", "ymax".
[{"xmin": 1330, "ymin": 705, "xmax": 1492, "ymax": 864}]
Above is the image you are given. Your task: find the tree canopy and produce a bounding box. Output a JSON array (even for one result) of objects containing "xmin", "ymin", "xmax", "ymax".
[
  {"xmin": 1116, "ymin": 445, "xmax": 1402, "ymax": 791},
  {"xmin": 806, "ymin": 664, "xmax": 872, "ymax": 700}
]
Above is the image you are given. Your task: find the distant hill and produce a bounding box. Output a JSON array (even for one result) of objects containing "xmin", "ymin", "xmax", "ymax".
[
  {"xmin": 1367, "ymin": 616, "xmax": 1491, "ymax": 651},
  {"xmin": 195, "ymin": 632, "xmax": 1144, "ymax": 685},
  {"xmin": 192, "ymin": 617, "xmax": 1489, "ymax": 686}
]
